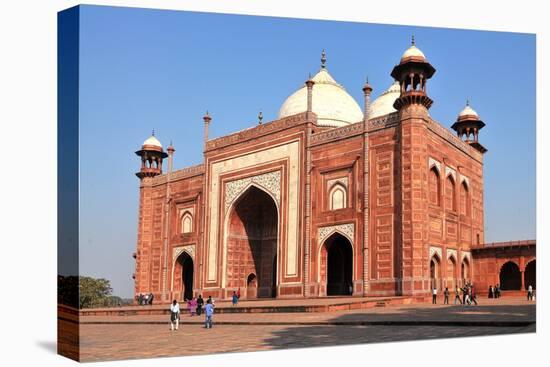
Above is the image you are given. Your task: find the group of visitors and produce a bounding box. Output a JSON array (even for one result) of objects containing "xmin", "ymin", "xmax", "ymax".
[
  {"xmin": 136, "ymin": 292, "xmax": 154, "ymax": 305},
  {"xmin": 432, "ymin": 282, "xmax": 478, "ymax": 305},
  {"xmin": 183, "ymin": 295, "xmax": 213, "ymax": 316},
  {"xmin": 169, "ymin": 295, "xmax": 215, "ymax": 330},
  {"xmin": 487, "ymin": 284, "xmax": 501, "ymax": 298}
]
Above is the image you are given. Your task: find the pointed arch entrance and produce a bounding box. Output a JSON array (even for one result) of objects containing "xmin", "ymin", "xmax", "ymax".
[
  {"xmin": 226, "ymin": 185, "xmax": 278, "ymax": 298},
  {"xmin": 447, "ymin": 255, "xmax": 457, "ymax": 289},
  {"xmin": 500, "ymin": 261, "xmax": 521, "ymax": 290},
  {"xmin": 320, "ymin": 232, "xmax": 353, "ymax": 296},
  {"xmin": 174, "ymin": 251, "xmax": 194, "ymax": 301},
  {"xmin": 524, "ymin": 260, "xmax": 536, "ymax": 290},
  {"xmin": 430, "ymin": 254, "xmax": 442, "ymax": 290},
  {"xmin": 461, "ymin": 257, "xmax": 471, "ymax": 283}
]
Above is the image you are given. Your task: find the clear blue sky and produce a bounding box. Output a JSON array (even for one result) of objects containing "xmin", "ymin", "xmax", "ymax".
[{"xmin": 77, "ymin": 5, "xmax": 536, "ymax": 298}]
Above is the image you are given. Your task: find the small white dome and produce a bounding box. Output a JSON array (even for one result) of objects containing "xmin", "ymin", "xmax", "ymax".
[
  {"xmin": 458, "ymin": 104, "xmax": 479, "ymax": 118},
  {"xmin": 401, "ymin": 45, "xmax": 426, "ymax": 61},
  {"xmin": 368, "ymin": 81, "xmax": 401, "ymax": 119},
  {"xmin": 278, "ymin": 68, "xmax": 363, "ymax": 127},
  {"xmin": 143, "ymin": 135, "xmax": 162, "ymax": 148}
]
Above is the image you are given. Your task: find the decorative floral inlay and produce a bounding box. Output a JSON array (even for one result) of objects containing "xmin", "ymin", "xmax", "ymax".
[
  {"xmin": 318, "ymin": 223, "xmax": 355, "ymax": 245},
  {"xmin": 447, "ymin": 248, "xmax": 458, "ymax": 261},
  {"xmin": 173, "ymin": 245, "xmax": 195, "ymax": 262},
  {"xmin": 428, "ymin": 157, "xmax": 441, "ymax": 172},
  {"xmin": 445, "ymin": 166, "xmax": 456, "ymax": 180},
  {"xmin": 429, "ymin": 246, "xmax": 443, "ymax": 260},
  {"xmin": 224, "ymin": 171, "xmax": 281, "ymax": 213},
  {"xmin": 327, "ymin": 177, "xmax": 349, "ymax": 191}
]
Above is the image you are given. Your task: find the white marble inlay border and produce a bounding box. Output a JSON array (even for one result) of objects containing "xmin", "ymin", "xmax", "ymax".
[
  {"xmin": 429, "ymin": 246, "xmax": 443, "ymax": 260},
  {"xmin": 447, "ymin": 248, "xmax": 458, "ymax": 261},
  {"xmin": 318, "ymin": 223, "xmax": 355, "ymax": 245},
  {"xmin": 326, "ymin": 177, "xmax": 349, "ymax": 190},
  {"xmin": 428, "ymin": 157, "xmax": 442, "ymax": 172},
  {"xmin": 224, "ymin": 171, "xmax": 281, "ymax": 213},
  {"xmin": 445, "ymin": 166, "xmax": 457, "ymax": 180}
]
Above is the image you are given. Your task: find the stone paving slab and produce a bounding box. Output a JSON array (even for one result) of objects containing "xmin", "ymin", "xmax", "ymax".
[
  {"xmin": 63, "ymin": 297, "xmax": 536, "ymax": 362},
  {"xmin": 78, "ymin": 298, "xmax": 535, "ymax": 326},
  {"xmin": 76, "ymin": 322, "xmax": 535, "ymax": 362}
]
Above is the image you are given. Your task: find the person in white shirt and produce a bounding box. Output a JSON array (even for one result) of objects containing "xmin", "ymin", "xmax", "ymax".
[
  {"xmin": 432, "ymin": 287, "xmax": 438, "ymax": 304},
  {"xmin": 170, "ymin": 300, "xmax": 180, "ymax": 331}
]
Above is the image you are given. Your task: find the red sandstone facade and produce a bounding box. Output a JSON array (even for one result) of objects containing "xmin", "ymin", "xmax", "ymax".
[{"xmin": 132, "ymin": 42, "xmax": 534, "ymax": 303}]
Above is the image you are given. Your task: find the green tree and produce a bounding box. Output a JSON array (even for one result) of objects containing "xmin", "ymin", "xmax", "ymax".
[{"xmin": 79, "ymin": 276, "xmax": 113, "ymax": 309}]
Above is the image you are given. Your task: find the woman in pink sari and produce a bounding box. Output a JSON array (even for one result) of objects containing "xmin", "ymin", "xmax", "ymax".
[{"xmin": 188, "ymin": 298, "xmax": 197, "ymax": 316}]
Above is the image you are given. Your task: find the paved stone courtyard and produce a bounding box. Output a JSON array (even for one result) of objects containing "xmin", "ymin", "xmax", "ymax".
[{"xmin": 73, "ymin": 298, "xmax": 535, "ymax": 362}]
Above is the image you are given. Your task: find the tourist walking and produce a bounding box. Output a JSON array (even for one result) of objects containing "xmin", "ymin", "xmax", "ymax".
[
  {"xmin": 495, "ymin": 284, "xmax": 501, "ymax": 298},
  {"xmin": 232, "ymin": 291, "xmax": 239, "ymax": 306},
  {"xmin": 204, "ymin": 299, "xmax": 214, "ymax": 329},
  {"xmin": 148, "ymin": 292, "xmax": 154, "ymax": 305},
  {"xmin": 488, "ymin": 285, "xmax": 494, "ymax": 299},
  {"xmin": 207, "ymin": 295, "xmax": 215, "ymax": 306},
  {"xmin": 454, "ymin": 286, "xmax": 462, "ymax": 305},
  {"xmin": 443, "ymin": 287, "xmax": 450, "ymax": 304},
  {"xmin": 462, "ymin": 285, "xmax": 468, "ymax": 305},
  {"xmin": 470, "ymin": 284, "xmax": 478, "ymax": 305},
  {"xmin": 170, "ymin": 300, "xmax": 180, "ymax": 331},
  {"xmin": 196, "ymin": 294, "xmax": 204, "ymax": 316},
  {"xmin": 432, "ymin": 287, "xmax": 437, "ymax": 304},
  {"xmin": 527, "ymin": 285, "xmax": 533, "ymax": 301}
]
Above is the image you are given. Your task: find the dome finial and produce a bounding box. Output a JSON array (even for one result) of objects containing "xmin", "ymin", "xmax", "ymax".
[
  {"xmin": 411, "ymin": 35, "xmax": 415, "ymax": 45},
  {"xmin": 321, "ymin": 49, "xmax": 326, "ymax": 69},
  {"xmin": 466, "ymin": 98, "xmax": 470, "ymax": 106},
  {"xmin": 258, "ymin": 110, "xmax": 263, "ymax": 125},
  {"xmin": 152, "ymin": 129, "xmax": 155, "ymax": 136}
]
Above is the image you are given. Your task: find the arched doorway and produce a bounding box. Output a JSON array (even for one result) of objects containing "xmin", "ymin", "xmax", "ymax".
[
  {"xmin": 227, "ymin": 186, "xmax": 278, "ymax": 298},
  {"xmin": 430, "ymin": 255, "xmax": 441, "ymax": 290},
  {"xmin": 461, "ymin": 258, "xmax": 470, "ymax": 284},
  {"xmin": 524, "ymin": 260, "xmax": 536, "ymax": 290},
  {"xmin": 175, "ymin": 252, "xmax": 194, "ymax": 301},
  {"xmin": 447, "ymin": 256, "xmax": 457, "ymax": 289},
  {"xmin": 322, "ymin": 233, "xmax": 353, "ymax": 296},
  {"xmin": 500, "ymin": 261, "xmax": 521, "ymax": 290},
  {"xmin": 246, "ymin": 273, "xmax": 257, "ymax": 298}
]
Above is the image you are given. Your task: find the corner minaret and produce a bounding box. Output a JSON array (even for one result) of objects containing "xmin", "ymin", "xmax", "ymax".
[
  {"xmin": 167, "ymin": 141, "xmax": 175, "ymax": 173},
  {"xmin": 135, "ymin": 131, "xmax": 168, "ymax": 179},
  {"xmin": 451, "ymin": 101, "xmax": 487, "ymax": 153},
  {"xmin": 391, "ymin": 37, "xmax": 436, "ymax": 111},
  {"xmin": 362, "ymin": 76, "xmax": 373, "ymax": 122}
]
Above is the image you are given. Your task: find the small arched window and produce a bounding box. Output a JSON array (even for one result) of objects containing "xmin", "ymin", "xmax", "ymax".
[
  {"xmin": 445, "ymin": 175, "xmax": 456, "ymax": 211},
  {"xmin": 429, "ymin": 167, "xmax": 441, "ymax": 206},
  {"xmin": 181, "ymin": 212, "xmax": 193, "ymax": 234},
  {"xmin": 329, "ymin": 184, "xmax": 347, "ymax": 210},
  {"xmin": 460, "ymin": 181, "xmax": 470, "ymax": 216}
]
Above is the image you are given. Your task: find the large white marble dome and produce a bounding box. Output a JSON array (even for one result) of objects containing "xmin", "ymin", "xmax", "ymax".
[
  {"xmin": 368, "ymin": 81, "xmax": 401, "ymax": 119},
  {"xmin": 278, "ymin": 68, "xmax": 364, "ymax": 128}
]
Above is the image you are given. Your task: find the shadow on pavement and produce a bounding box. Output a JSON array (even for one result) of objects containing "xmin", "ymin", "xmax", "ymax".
[{"xmin": 262, "ymin": 303, "xmax": 535, "ymax": 349}]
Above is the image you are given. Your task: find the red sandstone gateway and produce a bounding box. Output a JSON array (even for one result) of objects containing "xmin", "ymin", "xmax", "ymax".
[{"xmin": 132, "ymin": 42, "xmax": 534, "ymax": 304}]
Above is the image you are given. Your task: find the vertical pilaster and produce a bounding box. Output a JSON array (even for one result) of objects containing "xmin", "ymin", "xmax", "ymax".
[
  {"xmin": 362, "ymin": 80, "xmax": 372, "ymax": 295},
  {"xmin": 304, "ymin": 77, "xmax": 315, "ymax": 297}
]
